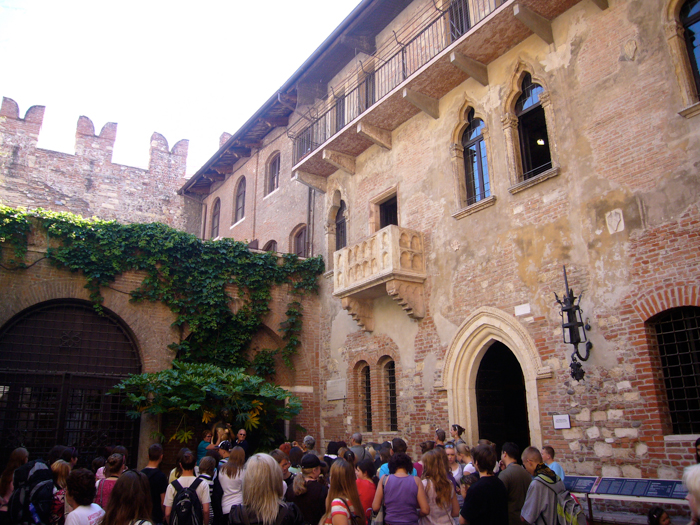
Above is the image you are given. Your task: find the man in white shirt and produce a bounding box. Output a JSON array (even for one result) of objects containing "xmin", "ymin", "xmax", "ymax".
[
  {"xmin": 65, "ymin": 469, "xmax": 105, "ymax": 525},
  {"xmin": 164, "ymin": 450, "xmax": 211, "ymax": 525}
]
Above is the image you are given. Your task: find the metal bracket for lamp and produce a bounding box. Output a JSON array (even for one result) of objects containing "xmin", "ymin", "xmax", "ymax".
[{"xmin": 554, "ymin": 265, "xmax": 592, "ymax": 381}]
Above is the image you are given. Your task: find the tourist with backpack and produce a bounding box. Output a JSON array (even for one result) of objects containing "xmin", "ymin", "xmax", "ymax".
[
  {"xmin": 0, "ymin": 448, "xmax": 28, "ymax": 525},
  {"xmin": 520, "ymin": 447, "xmax": 586, "ymax": 525},
  {"xmin": 164, "ymin": 450, "xmax": 210, "ymax": 525},
  {"xmin": 7, "ymin": 457, "xmax": 54, "ymax": 525}
]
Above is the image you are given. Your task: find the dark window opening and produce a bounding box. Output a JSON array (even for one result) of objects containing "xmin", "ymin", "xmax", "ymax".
[
  {"xmin": 336, "ymin": 96, "xmax": 345, "ymax": 132},
  {"xmin": 682, "ymin": 0, "xmax": 700, "ymax": 91},
  {"xmin": 462, "ymin": 109, "xmax": 490, "ymax": 205},
  {"xmin": 363, "ymin": 365, "xmax": 372, "ymax": 432},
  {"xmin": 363, "ymin": 72, "xmax": 375, "ymax": 111},
  {"xmin": 516, "ymin": 74, "xmax": 551, "ymax": 180},
  {"xmin": 263, "ymin": 240, "xmax": 277, "ymax": 252},
  {"xmin": 449, "ymin": 0, "xmax": 470, "ymax": 41},
  {"xmin": 268, "ymin": 154, "xmax": 280, "ymax": 194},
  {"xmin": 652, "ymin": 306, "xmax": 700, "ymax": 435},
  {"xmin": 386, "ymin": 360, "xmax": 398, "ymax": 432},
  {"xmin": 235, "ymin": 177, "xmax": 246, "ymax": 222},
  {"xmin": 211, "ymin": 199, "xmax": 220, "ymax": 239},
  {"xmin": 294, "ymin": 227, "xmax": 307, "ymax": 258},
  {"xmin": 379, "ymin": 196, "xmax": 398, "ymax": 228},
  {"xmin": 335, "ymin": 200, "xmax": 347, "ymax": 251}
]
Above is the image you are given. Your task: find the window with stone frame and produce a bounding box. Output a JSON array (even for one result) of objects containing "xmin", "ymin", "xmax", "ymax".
[
  {"xmin": 335, "ymin": 200, "xmax": 347, "ymax": 251},
  {"xmin": 211, "ymin": 198, "xmax": 221, "ymax": 239},
  {"xmin": 385, "ymin": 359, "xmax": 398, "ymax": 432},
  {"xmin": 651, "ymin": 306, "xmax": 700, "ymax": 434},
  {"xmin": 267, "ymin": 153, "xmax": 280, "ymax": 195},
  {"xmin": 682, "ymin": 0, "xmax": 700, "ymax": 91},
  {"xmin": 262, "ymin": 240, "xmax": 277, "ymax": 252},
  {"xmin": 516, "ymin": 73, "xmax": 552, "ymax": 180},
  {"xmin": 294, "ymin": 226, "xmax": 307, "ymax": 257},
  {"xmin": 234, "ymin": 177, "xmax": 246, "ymax": 223},
  {"xmin": 462, "ymin": 109, "xmax": 490, "ymax": 206}
]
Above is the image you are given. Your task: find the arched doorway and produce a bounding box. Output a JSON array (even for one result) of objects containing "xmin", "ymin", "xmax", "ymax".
[
  {"xmin": 475, "ymin": 342, "xmax": 530, "ymax": 454},
  {"xmin": 0, "ymin": 300, "xmax": 142, "ymax": 466}
]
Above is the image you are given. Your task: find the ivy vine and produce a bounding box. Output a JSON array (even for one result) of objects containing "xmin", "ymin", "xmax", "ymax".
[{"xmin": 0, "ymin": 206, "xmax": 324, "ymax": 441}]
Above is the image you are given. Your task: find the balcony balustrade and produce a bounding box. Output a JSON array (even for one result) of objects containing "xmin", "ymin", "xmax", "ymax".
[{"xmin": 333, "ymin": 225, "xmax": 427, "ymax": 331}]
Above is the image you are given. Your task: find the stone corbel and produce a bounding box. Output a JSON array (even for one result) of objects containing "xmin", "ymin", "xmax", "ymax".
[
  {"xmin": 386, "ymin": 279, "xmax": 425, "ymax": 319},
  {"xmin": 341, "ymin": 297, "xmax": 374, "ymax": 332}
]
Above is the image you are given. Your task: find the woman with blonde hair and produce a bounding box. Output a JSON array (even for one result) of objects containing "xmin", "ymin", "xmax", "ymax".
[
  {"xmin": 219, "ymin": 447, "xmax": 246, "ymax": 521},
  {"xmin": 323, "ymin": 459, "xmax": 365, "ymax": 525},
  {"xmin": 420, "ymin": 450, "xmax": 458, "ymax": 525},
  {"xmin": 228, "ymin": 454, "xmax": 303, "ymax": 525},
  {"xmin": 99, "ymin": 470, "xmax": 152, "ymax": 525},
  {"xmin": 50, "ymin": 460, "xmax": 72, "ymax": 525}
]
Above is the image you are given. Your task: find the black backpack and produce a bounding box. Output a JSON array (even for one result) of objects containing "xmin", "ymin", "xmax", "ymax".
[
  {"xmin": 170, "ymin": 478, "xmax": 204, "ymax": 525},
  {"xmin": 8, "ymin": 460, "xmax": 53, "ymax": 525}
]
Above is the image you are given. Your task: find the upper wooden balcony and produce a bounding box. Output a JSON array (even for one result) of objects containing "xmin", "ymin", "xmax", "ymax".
[{"xmin": 291, "ymin": 0, "xmax": 594, "ymax": 189}]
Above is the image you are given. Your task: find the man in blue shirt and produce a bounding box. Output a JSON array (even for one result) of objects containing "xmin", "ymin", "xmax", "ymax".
[{"xmin": 541, "ymin": 446, "xmax": 565, "ymax": 481}]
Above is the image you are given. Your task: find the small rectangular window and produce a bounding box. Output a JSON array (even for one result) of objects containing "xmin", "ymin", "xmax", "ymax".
[{"xmin": 386, "ymin": 361, "xmax": 398, "ymax": 432}]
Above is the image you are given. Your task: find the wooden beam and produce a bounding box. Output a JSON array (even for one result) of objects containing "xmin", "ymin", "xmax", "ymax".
[
  {"xmin": 228, "ymin": 147, "xmax": 251, "ymax": 157},
  {"xmin": 322, "ymin": 149, "xmax": 356, "ymax": 175},
  {"xmin": 339, "ymin": 35, "xmax": 376, "ymax": 55},
  {"xmin": 187, "ymin": 184, "xmax": 212, "ymax": 194},
  {"xmin": 513, "ymin": 3, "xmax": 554, "ymax": 45},
  {"xmin": 357, "ymin": 121, "xmax": 392, "ymax": 150},
  {"xmin": 259, "ymin": 116, "xmax": 289, "ymax": 128},
  {"xmin": 293, "ymin": 170, "xmax": 327, "ymax": 194},
  {"xmin": 203, "ymin": 171, "xmax": 226, "ymax": 182},
  {"xmin": 402, "ymin": 88, "xmax": 439, "ymax": 119},
  {"xmin": 589, "ymin": 0, "xmax": 608, "ymax": 10},
  {"xmin": 449, "ymin": 52, "xmax": 489, "ymax": 86}
]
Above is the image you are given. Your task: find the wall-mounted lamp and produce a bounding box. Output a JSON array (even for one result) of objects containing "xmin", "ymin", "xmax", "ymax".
[{"xmin": 554, "ymin": 265, "xmax": 592, "ymax": 381}]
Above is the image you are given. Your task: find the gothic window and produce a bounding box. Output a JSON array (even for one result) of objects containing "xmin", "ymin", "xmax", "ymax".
[
  {"xmin": 294, "ymin": 226, "xmax": 307, "ymax": 257},
  {"xmin": 235, "ymin": 177, "xmax": 246, "ymax": 223},
  {"xmin": 462, "ymin": 109, "xmax": 490, "ymax": 205},
  {"xmin": 335, "ymin": 200, "xmax": 347, "ymax": 251},
  {"xmin": 211, "ymin": 199, "xmax": 221, "ymax": 239},
  {"xmin": 651, "ymin": 306, "xmax": 700, "ymax": 434},
  {"xmin": 516, "ymin": 74, "xmax": 552, "ymax": 180},
  {"xmin": 263, "ymin": 240, "xmax": 277, "ymax": 252},
  {"xmin": 362, "ymin": 364, "xmax": 372, "ymax": 432},
  {"xmin": 385, "ymin": 360, "xmax": 398, "ymax": 432},
  {"xmin": 267, "ymin": 153, "xmax": 280, "ymax": 195},
  {"xmin": 682, "ymin": 0, "xmax": 700, "ymax": 91}
]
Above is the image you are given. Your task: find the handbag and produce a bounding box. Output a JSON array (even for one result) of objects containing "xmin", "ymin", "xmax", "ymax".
[{"xmin": 370, "ymin": 476, "xmax": 389, "ymax": 525}]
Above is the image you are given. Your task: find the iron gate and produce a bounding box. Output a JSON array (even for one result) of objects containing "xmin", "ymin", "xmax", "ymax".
[{"xmin": 0, "ymin": 300, "xmax": 141, "ymax": 467}]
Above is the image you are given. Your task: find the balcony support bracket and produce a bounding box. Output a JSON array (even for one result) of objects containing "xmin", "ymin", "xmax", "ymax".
[
  {"xmin": 590, "ymin": 0, "xmax": 608, "ymax": 9},
  {"xmin": 357, "ymin": 121, "xmax": 392, "ymax": 150},
  {"xmin": 322, "ymin": 149, "xmax": 356, "ymax": 175},
  {"xmin": 513, "ymin": 3, "xmax": 554, "ymax": 45},
  {"xmin": 386, "ymin": 279, "xmax": 425, "ymax": 319},
  {"xmin": 402, "ymin": 88, "xmax": 439, "ymax": 119},
  {"xmin": 449, "ymin": 52, "xmax": 489, "ymax": 86},
  {"xmin": 293, "ymin": 170, "xmax": 327, "ymax": 194},
  {"xmin": 341, "ymin": 297, "xmax": 374, "ymax": 332}
]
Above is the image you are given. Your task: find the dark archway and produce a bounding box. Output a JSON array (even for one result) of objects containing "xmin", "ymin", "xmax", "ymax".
[
  {"xmin": 0, "ymin": 300, "xmax": 141, "ymax": 467},
  {"xmin": 476, "ymin": 341, "xmax": 530, "ymax": 455}
]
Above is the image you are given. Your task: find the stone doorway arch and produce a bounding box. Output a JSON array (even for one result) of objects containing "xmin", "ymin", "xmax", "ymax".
[{"xmin": 440, "ymin": 307, "xmax": 551, "ymax": 448}]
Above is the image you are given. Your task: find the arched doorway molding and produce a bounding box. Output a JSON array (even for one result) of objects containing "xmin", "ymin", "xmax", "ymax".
[{"xmin": 440, "ymin": 307, "xmax": 551, "ymax": 448}]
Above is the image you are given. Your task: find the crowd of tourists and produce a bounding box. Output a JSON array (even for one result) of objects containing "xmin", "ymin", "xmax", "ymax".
[{"xmin": 2, "ymin": 429, "xmax": 700, "ymax": 525}]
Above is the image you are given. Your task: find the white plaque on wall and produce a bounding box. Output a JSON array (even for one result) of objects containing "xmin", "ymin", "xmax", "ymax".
[
  {"xmin": 327, "ymin": 379, "xmax": 347, "ymax": 401},
  {"xmin": 552, "ymin": 414, "xmax": 571, "ymax": 429}
]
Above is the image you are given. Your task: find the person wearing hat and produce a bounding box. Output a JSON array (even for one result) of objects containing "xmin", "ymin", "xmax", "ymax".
[
  {"xmin": 218, "ymin": 441, "xmax": 233, "ymax": 468},
  {"xmin": 284, "ymin": 453, "xmax": 328, "ymax": 525}
]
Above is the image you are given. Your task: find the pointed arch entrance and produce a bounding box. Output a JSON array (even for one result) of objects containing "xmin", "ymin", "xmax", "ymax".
[
  {"xmin": 0, "ymin": 300, "xmax": 142, "ymax": 466},
  {"xmin": 441, "ymin": 307, "xmax": 552, "ymax": 449}
]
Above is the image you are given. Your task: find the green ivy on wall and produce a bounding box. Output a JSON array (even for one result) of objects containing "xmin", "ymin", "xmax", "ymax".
[{"xmin": 0, "ymin": 206, "xmax": 324, "ymax": 441}]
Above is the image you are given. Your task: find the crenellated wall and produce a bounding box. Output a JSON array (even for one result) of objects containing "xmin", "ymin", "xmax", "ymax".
[{"xmin": 0, "ymin": 97, "xmax": 198, "ymax": 232}]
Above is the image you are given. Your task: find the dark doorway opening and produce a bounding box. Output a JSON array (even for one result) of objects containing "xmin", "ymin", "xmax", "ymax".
[
  {"xmin": 476, "ymin": 341, "xmax": 530, "ymax": 456},
  {"xmin": 0, "ymin": 300, "xmax": 141, "ymax": 468},
  {"xmin": 379, "ymin": 196, "xmax": 398, "ymax": 228}
]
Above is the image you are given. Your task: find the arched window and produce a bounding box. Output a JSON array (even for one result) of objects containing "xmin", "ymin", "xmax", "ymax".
[
  {"xmin": 267, "ymin": 153, "xmax": 280, "ymax": 195},
  {"xmin": 263, "ymin": 240, "xmax": 277, "ymax": 252},
  {"xmin": 385, "ymin": 360, "xmax": 398, "ymax": 431},
  {"xmin": 462, "ymin": 109, "xmax": 490, "ymax": 205},
  {"xmin": 651, "ymin": 306, "xmax": 700, "ymax": 434},
  {"xmin": 362, "ymin": 364, "xmax": 372, "ymax": 432},
  {"xmin": 516, "ymin": 73, "xmax": 552, "ymax": 179},
  {"xmin": 234, "ymin": 177, "xmax": 246, "ymax": 223},
  {"xmin": 335, "ymin": 200, "xmax": 347, "ymax": 251},
  {"xmin": 294, "ymin": 226, "xmax": 307, "ymax": 257},
  {"xmin": 682, "ymin": 0, "xmax": 700, "ymax": 91},
  {"xmin": 211, "ymin": 199, "xmax": 221, "ymax": 239}
]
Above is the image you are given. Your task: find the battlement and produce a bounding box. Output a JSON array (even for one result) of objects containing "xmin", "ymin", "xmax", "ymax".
[{"xmin": 0, "ymin": 97, "xmax": 197, "ymax": 233}]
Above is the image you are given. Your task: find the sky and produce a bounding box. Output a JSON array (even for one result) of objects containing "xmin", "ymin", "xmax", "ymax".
[{"xmin": 0, "ymin": 0, "xmax": 362, "ymax": 176}]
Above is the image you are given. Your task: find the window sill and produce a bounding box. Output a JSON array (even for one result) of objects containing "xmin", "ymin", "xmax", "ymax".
[
  {"xmin": 679, "ymin": 101, "xmax": 700, "ymax": 119},
  {"xmin": 663, "ymin": 434, "xmax": 700, "ymax": 442},
  {"xmin": 229, "ymin": 217, "xmax": 245, "ymax": 229},
  {"xmin": 452, "ymin": 195, "xmax": 497, "ymax": 220},
  {"xmin": 508, "ymin": 166, "xmax": 560, "ymax": 194},
  {"xmin": 263, "ymin": 187, "xmax": 280, "ymax": 200}
]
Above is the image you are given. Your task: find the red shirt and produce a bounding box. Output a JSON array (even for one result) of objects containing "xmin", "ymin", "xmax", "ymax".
[{"xmin": 356, "ymin": 478, "xmax": 376, "ymax": 515}]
